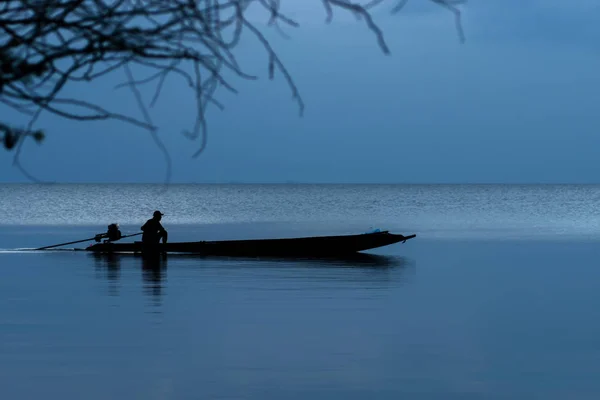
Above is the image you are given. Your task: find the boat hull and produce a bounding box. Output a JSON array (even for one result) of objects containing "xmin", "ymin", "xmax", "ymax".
[{"xmin": 85, "ymin": 231, "xmax": 416, "ymax": 257}]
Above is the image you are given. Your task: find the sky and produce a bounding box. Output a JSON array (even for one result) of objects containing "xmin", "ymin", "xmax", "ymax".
[{"xmin": 1, "ymin": 0, "xmax": 599, "ymax": 184}]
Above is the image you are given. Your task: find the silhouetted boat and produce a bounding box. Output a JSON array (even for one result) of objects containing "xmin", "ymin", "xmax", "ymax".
[{"xmin": 85, "ymin": 230, "xmax": 416, "ymax": 257}]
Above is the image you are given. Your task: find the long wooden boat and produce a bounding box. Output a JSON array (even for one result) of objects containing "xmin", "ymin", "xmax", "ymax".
[{"xmin": 85, "ymin": 230, "xmax": 416, "ymax": 257}]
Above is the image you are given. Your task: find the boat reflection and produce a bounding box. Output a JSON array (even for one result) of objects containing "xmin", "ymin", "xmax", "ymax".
[
  {"xmin": 90, "ymin": 253, "xmax": 410, "ymax": 270},
  {"xmin": 92, "ymin": 252, "xmax": 168, "ymax": 305},
  {"xmin": 92, "ymin": 252, "xmax": 121, "ymax": 297},
  {"xmin": 90, "ymin": 252, "xmax": 414, "ymax": 304},
  {"xmin": 140, "ymin": 253, "xmax": 168, "ymax": 306}
]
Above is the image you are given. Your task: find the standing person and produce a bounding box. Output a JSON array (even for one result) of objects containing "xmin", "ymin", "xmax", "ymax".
[{"xmin": 141, "ymin": 211, "xmax": 168, "ymax": 249}]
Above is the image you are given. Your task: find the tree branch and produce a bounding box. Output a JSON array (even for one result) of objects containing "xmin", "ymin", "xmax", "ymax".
[{"xmin": 1, "ymin": 0, "xmax": 467, "ymax": 182}]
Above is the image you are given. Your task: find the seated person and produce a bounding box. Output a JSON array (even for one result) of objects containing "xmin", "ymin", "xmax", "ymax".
[{"xmin": 141, "ymin": 210, "xmax": 168, "ymax": 245}]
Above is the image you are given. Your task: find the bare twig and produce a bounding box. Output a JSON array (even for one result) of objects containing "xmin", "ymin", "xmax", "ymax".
[
  {"xmin": 124, "ymin": 63, "xmax": 172, "ymax": 185},
  {"xmin": 1, "ymin": 0, "xmax": 467, "ymax": 182}
]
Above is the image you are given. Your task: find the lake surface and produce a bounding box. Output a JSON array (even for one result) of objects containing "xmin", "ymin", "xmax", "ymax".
[{"xmin": 1, "ymin": 184, "xmax": 600, "ymax": 399}]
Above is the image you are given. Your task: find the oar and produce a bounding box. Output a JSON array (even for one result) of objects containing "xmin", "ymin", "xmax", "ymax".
[{"xmin": 36, "ymin": 232, "xmax": 142, "ymax": 250}]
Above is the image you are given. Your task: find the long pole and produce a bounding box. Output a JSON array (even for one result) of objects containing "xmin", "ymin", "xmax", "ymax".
[{"xmin": 36, "ymin": 232, "xmax": 142, "ymax": 250}]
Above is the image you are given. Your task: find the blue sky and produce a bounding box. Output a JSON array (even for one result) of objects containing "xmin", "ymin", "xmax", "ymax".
[{"xmin": 1, "ymin": 0, "xmax": 599, "ymax": 183}]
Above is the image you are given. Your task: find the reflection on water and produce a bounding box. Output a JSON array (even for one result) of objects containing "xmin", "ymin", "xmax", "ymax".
[
  {"xmin": 91, "ymin": 252, "xmax": 169, "ymax": 307},
  {"xmin": 140, "ymin": 254, "xmax": 168, "ymax": 307},
  {"xmin": 92, "ymin": 252, "xmax": 121, "ymax": 297},
  {"xmin": 90, "ymin": 252, "xmax": 410, "ymax": 268},
  {"xmin": 89, "ymin": 252, "xmax": 413, "ymax": 306}
]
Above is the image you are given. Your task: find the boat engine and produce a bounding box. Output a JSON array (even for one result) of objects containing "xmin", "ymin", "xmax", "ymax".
[
  {"xmin": 95, "ymin": 223, "xmax": 123, "ymax": 242},
  {"xmin": 106, "ymin": 223, "xmax": 122, "ymax": 242}
]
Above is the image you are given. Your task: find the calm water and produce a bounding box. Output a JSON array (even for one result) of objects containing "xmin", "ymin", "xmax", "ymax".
[{"xmin": 1, "ymin": 184, "xmax": 600, "ymax": 399}]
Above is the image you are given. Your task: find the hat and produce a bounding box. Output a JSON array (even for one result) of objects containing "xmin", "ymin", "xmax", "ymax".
[{"xmin": 153, "ymin": 210, "xmax": 164, "ymax": 217}]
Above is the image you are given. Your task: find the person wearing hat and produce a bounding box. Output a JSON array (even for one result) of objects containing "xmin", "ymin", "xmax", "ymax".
[{"xmin": 141, "ymin": 210, "xmax": 168, "ymax": 248}]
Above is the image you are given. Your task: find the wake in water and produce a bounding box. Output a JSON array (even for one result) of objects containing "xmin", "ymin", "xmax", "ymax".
[{"xmin": 0, "ymin": 248, "xmax": 85, "ymax": 253}]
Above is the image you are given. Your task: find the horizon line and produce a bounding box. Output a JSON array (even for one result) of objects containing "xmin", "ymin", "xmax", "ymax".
[{"xmin": 3, "ymin": 181, "xmax": 600, "ymax": 185}]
